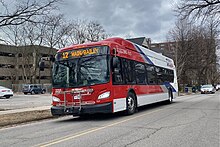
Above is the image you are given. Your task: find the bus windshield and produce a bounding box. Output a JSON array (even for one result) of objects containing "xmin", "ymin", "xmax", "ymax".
[{"xmin": 52, "ymin": 55, "xmax": 110, "ymax": 88}]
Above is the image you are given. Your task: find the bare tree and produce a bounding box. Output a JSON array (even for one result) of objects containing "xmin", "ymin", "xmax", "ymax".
[
  {"xmin": 1, "ymin": 12, "xmax": 111, "ymax": 84},
  {"xmin": 66, "ymin": 19, "xmax": 110, "ymax": 45},
  {"xmin": 39, "ymin": 14, "xmax": 76, "ymax": 53},
  {"xmin": 203, "ymin": 20, "xmax": 219, "ymax": 84},
  {"xmin": 68, "ymin": 19, "xmax": 88, "ymax": 44},
  {"xmin": 176, "ymin": 0, "xmax": 220, "ymax": 23},
  {"xmin": 169, "ymin": 19, "xmax": 219, "ymax": 86},
  {"xmin": 21, "ymin": 22, "xmax": 44, "ymax": 83},
  {"xmin": 168, "ymin": 20, "xmax": 192, "ymax": 83},
  {"xmin": 0, "ymin": 25, "xmax": 29, "ymax": 83},
  {"xmin": 86, "ymin": 21, "xmax": 108, "ymax": 42},
  {"xmin": 1, "ymin": 19, "xmax": 53, "ymax": 84},
  {"xmin": 0, "ymin": 0, "xmax": 60, "ymax": 27}
]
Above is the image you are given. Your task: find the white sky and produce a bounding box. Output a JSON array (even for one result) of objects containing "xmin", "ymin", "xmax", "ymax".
[{"xmin": 60, "ymin": 0, "xmax": 178, "ymax": 43}]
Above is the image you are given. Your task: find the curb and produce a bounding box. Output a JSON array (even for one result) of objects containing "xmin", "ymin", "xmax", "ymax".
[{"xmin": 0, "ymin": 108, "xmax": 53, "ymax": 128}]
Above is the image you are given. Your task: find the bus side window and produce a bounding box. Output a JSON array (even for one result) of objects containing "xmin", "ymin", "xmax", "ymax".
[
  {"xmin": 112, "ymin": 57, "xmax": 123, "ymax": 84},
  {"xmin": 164, "ymin": 69, "xmax": 174, "ymax": 83},
  {"xmin": 146, "ymin": 64, "xmax": 157, "ymax": 85},
  {"xmin": 168, "ymin": 70, "xmax": 174, "ymax": 82},
  {"xmin": 122, "ymin": 59, "xmax": 135, "ymax": 84},
  {"xmin": 135, "ymin": 62, "xmax": 146, "ymax": 85},
  {"xmin": 155, "ymin": 66, "xmax": 163, "ymax": 85}
]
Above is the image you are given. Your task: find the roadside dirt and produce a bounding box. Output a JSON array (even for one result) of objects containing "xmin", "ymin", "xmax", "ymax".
[{"xmin": 0, "ymin": 110, "xmax": 53, "ymax": 128}]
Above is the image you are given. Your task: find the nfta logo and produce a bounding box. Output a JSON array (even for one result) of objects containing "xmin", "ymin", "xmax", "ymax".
[{"xmin": 55, "ymin": 89, "xmax": 62, "ymax": 94}]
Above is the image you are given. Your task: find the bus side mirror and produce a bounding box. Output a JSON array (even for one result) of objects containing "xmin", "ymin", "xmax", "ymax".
[
  {"xmin": 39, "ymin": 61, "xmax": 45, "ymax": 71},
  {"xmin": 112, "ymin": 57, "xmax": 119, "ymax": 68}
]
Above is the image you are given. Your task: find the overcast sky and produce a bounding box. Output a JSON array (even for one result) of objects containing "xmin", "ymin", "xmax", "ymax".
[{"xmin": 60, "ymin": 0, "xmax": 178, "ymax": 43}]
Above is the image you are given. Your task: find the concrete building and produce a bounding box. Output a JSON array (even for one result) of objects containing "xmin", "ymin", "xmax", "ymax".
[
  {"xmin": 127, "ymin": 37, "xmax": 151, "ymax": 48},
  {"xmin": 150, "ymin": 41, "xmax": 176, "ymax": 59},
  {"xmin": 0, "ymin": 44, "xmax": 57, "ymax": 88},
  {"xmin": 127, "ymin": 37, "xmax": 176, "ymax": 59}
]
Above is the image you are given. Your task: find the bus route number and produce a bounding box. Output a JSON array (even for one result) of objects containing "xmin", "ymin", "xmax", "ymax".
[{"xmin": 62, "ymin": 52, "xmax": 69, "ymax": 59}]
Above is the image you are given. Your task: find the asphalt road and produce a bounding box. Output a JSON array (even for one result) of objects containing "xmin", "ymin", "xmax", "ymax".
[
  {"xmin": 0, "ymin": 94, "xmax": 52, "ymax": 110},
  {"xmin": 0, "ymin": 92, "xmax": 219, "ymax": 147}
]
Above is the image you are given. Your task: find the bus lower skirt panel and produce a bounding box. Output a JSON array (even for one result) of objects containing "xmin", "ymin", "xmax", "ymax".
[{"xmin": 51, "ymin": 102, "xmax": 113, "ymax": 116}]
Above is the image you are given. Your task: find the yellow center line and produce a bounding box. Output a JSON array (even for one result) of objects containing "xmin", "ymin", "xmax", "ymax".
[{"xmin": 35, "ymin": 108, "xmax": 163, "ymax": 147}]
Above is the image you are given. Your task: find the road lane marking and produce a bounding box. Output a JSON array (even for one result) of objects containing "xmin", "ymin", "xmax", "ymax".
[
  {"xmin": 35, "ymin": 108, "xmax": 163, "ymax": 147},
  {"xmin": 30, "ymin": 94, "xmax": 214, "ymax": 147},
  {"xmin": 33, "ymin": 94, "xmax": 214, "ymax": 147}
]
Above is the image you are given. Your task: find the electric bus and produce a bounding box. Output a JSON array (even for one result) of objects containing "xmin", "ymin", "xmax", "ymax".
[{"xmin": 51, "ymin": 37, "xmax": 178, "ymax": 116}]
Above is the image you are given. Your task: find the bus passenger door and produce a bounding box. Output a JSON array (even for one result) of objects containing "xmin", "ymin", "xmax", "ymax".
[{"xmin": 111, "ymin": 57, "xmax": 127, "ymax": 112}]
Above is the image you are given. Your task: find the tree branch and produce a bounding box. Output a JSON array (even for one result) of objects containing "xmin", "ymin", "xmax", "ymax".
[{"xmin": 0, "ymin": 0, "xmax": 60, "ymax": 27}]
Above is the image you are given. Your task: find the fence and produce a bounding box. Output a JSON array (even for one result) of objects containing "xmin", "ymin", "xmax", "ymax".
[{"xmin": 0, "ymin": 80, "xmax": 12, "ymax": 89}]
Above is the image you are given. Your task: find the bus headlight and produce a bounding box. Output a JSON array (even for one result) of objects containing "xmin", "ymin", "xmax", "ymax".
[
  {"xmin": 52, "ymin": 96, "xmax": 60, "ymax": 102},
  {"xmin": 98, "ymin": 91, "xmax": 110, "ymax": 99}
]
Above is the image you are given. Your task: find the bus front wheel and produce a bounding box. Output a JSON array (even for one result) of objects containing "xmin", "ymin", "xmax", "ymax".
[{"xmin": 126, "ymin": 92, "xmax": 136, "ymax": 115}]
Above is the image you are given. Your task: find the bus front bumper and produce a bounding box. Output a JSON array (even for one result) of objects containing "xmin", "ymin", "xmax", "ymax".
[{"xmin": 51, "ymin": 102, "xmax": 113, "ymax": 116}]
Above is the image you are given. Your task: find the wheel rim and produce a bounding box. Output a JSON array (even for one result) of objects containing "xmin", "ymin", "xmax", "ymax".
[{"xmin": 128, "ymin": 96, "xmax": 135, "ymax": 111}]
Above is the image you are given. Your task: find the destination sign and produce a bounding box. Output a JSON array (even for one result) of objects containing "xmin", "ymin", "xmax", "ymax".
[{"xmin": 56, "ymin": 46, "xmax": 109, "ymax": 61}]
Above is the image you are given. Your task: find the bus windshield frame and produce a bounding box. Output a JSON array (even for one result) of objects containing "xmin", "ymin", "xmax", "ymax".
[{"xmin": 52, "ymin": 46, "xmax": 110, "ymax": 88}]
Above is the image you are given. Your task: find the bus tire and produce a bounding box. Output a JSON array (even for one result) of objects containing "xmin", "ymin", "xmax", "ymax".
[
  {"xmin": 166, "ymin": 90, "xmax": 173, "ymax": 104},
  {"xmin": 126, "ymin": 92, "xmax": 136, "ymax": 115}
]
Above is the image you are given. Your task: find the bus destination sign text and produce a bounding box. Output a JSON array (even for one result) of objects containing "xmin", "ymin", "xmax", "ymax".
[{"xmin": 62, "ymin": 47, "xmax": 99, "ymax": 59}]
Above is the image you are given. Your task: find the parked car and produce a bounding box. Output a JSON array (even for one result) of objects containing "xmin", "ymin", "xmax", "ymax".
[
  {"xmin": 215, "ymin": 84, "xmax": 220, "ymax": 91},
  {"xmin": 22, "ymin": 84, "xmax": 46, "ymax": 95},
  {"xmin": 200, "ymin": 85, "xmax": 215, "ymax": 94},
  {"xmin": 0, "ymin": 86, "xmax": 13, "ymax": 98}
]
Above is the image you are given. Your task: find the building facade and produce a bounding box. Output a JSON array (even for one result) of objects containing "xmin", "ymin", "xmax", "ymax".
[
  {"xmin": 127, "ymin": 37, "xmax": 176, "ymax": 59},
  {"xmin": 149, "ymin": 42, "xmax": 176, "ymax": 59},
  {"xmin": 0, "ymin": 44, "xmax": 57, "ymax": 88}
]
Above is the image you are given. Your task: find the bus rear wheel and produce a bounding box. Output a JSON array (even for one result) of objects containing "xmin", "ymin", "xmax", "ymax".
[
  {"xmin": 166, "ymin": 90, "xmax": 173, "ymax": 104},
  {"xmin": 126, "ymin": 92, "xmax": 136, "ymax": 115}
]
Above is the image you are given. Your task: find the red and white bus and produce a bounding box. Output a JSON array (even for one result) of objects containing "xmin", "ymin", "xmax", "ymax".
[{"xmin": 51, "ymin": 37, "xmax": 178, "ymax": 116}]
